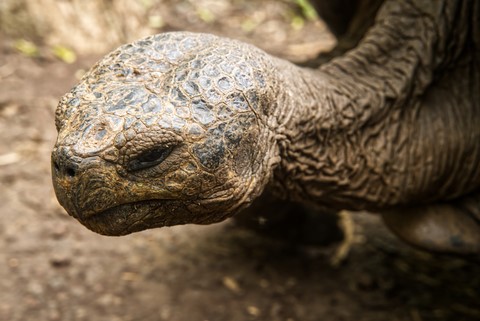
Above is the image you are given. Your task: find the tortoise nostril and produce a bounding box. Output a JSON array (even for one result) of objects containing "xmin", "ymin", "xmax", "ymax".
[
  {"xmin": 66, "ymin": 166, "xmax": 76, "ymax": 177},
  {"xmin": 52, "ymin": 148, "xmax": 83, "ymax": 178}
]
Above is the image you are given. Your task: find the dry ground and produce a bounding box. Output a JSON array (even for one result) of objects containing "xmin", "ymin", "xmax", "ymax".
[{"xmin": 0, "ymin": 1, "xmax": 479, "ymax": 321}]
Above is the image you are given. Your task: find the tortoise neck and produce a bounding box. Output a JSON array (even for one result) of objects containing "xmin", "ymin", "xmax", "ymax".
[
  {"xmin": 268, "ymin": 63, "xmax": 400, "ymax": 210},
  {"xmin": 254, "ymin": 0, "xmax": 480, "ymax": 210},
  {"xmin": 270, "ymin": 55, "xmax": 423, "ymax": 210},
  {"xmin": 266, "ymin": 11, "xmax": 480, "ymax": 210},
  {"xmin": 266, "ymin": 0, "xmax": 479, "ymax": 210}
]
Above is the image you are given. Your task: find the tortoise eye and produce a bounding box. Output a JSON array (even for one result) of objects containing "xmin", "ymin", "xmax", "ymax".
[{"xmin": 129, "ymin": 146, "xmax": 173, "ymax": 171}]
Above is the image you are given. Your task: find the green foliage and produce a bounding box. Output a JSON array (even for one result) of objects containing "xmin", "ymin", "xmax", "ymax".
[
  {"xmin": 294, "ymin": 0, "xmax": 318, "ymax": 20},
  {"xmin": 196, "ymin": 7, "xmax": 215, "ymax": 23},
  {"xmin": 52, "ymin": 45, "xmax": 77, "ymax": 64},
  {"xmin": 13, "ymin": 39, "xmax": 39, "ymax": 57}
]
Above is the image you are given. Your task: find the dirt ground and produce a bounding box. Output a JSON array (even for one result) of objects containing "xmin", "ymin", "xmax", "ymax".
[{"xmin": 0, "ymin": 1, "xmax": 479, "ymax": 321}]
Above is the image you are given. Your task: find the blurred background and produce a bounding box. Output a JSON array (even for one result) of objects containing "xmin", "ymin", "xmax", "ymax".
[
  {"xmin": 0, "ymin": 1, "xmax": 479, "ymax": 321},
  {"xmin": 0, "ymin": 0, "xmax": 334, "ymax": 59}
]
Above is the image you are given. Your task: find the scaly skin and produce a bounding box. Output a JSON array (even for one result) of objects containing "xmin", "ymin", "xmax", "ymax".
[
  {"xmin": 53, "ymin": 33, "xmax": 281, "ymax": 235},
  {"xmin": 52, "ymin": 0, "xmax": 480, "ymax": 254}
]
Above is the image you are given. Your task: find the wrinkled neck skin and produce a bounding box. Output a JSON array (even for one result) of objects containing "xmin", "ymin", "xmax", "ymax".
[{"xmin": 267, "ymin": 0, "xmax": 480, "ymax": 210}]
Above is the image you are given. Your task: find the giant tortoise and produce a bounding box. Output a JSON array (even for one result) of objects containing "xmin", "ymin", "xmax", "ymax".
[{"xmin": 51, "ymin": 0, "xmax": 480, "ymax": 255}]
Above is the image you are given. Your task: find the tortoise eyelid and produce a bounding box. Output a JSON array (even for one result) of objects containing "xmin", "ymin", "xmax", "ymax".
[{"xmin": 128, "ymin": 145, "xmax": 174, "ymax": 171}]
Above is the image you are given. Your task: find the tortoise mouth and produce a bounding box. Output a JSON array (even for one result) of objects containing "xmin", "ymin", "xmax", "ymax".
[
  {"xmin": 80, "ymin": 199, "xmax": 167, "ymax": 236},
  {"xmin": 91, "ymin": 199, "xmax": 161, "ymax": 218}
]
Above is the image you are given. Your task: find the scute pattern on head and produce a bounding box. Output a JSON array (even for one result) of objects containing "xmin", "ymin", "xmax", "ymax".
[
  {"xmin": 52, "ymin": 32, "xmax": 280, "ymax": 235},
  {"xmin": 55, "ymin": 32, "xmax": 271, "ymax": 160}
]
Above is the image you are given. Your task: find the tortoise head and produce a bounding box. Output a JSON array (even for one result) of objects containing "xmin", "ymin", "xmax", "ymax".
[{"xmin": 52, "ymin": 32, "xmax": 278, "ymax": 235}]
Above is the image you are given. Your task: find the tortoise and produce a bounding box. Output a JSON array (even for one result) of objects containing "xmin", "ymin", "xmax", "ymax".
[{"xmin": 51, "ymin": 0, "xmax": 480, "ymax": 256}]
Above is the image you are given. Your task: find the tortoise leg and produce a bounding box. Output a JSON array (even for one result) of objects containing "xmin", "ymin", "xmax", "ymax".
[
  {"xmin": 233, "ymin": 192, "xmax": 344, "ymax": 246},
  {"xmin": 381, "ymin": 193, "xmax": 480, "ymax": 256}
]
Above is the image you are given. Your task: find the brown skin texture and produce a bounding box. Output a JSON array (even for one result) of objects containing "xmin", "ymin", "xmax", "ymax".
[
  {"xmin": 52, "ymin": 0, "xmax": 480, "ymax": 254},
  {"xmin": 52, "ymin": 33, "xmax": 278, "ymax": 235}
]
